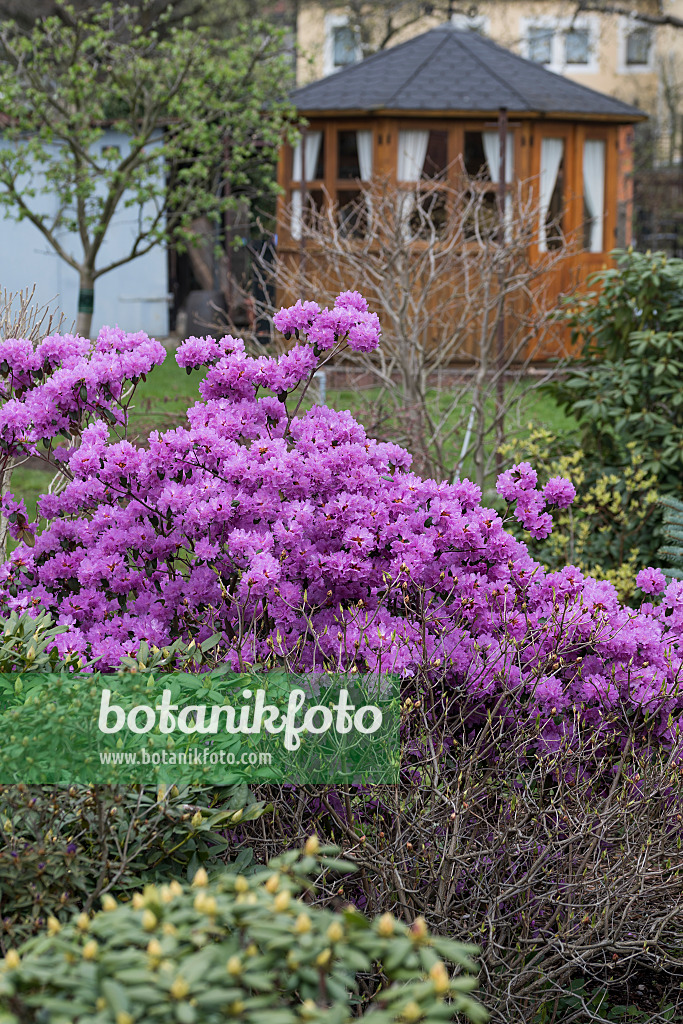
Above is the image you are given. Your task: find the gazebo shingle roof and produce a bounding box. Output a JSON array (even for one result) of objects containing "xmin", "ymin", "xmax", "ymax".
[{"xmin": 292, "ymin": 25, "xmax": 645, "ymax": 120}]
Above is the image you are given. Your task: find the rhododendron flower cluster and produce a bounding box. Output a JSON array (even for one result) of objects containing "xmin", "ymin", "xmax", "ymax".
[
  {"xmin": 1, "ymin": 293, "xmax": 682, "ymax": 759},
  {"xmin": 0, "ymin": 326, "xmax": 166, "ymax": 459}
]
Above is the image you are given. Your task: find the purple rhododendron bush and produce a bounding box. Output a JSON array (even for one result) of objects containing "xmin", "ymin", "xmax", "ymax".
[
  {"xmin": 1, "ymin": 291, "xmax": 682, "ymax": 763},
  {"xmin": 2, "ymin": 294, "xmax": 683, "ymax": 1022}
]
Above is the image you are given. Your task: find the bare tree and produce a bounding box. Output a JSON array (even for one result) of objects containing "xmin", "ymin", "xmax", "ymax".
[
  {"xmin": 312, "ymin": 1, "xmax": 481, "ymax": 55},
  {"xmin": 251, "ymin": 166, "xmax": 575, "ymax": 491}
]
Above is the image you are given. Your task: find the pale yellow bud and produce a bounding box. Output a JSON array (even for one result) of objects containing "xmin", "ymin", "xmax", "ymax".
[
  {"xmin": 377, "ymin": 912, "xmax": 395, "ymax": 937},
  {"xmin": 141, "ymin": 909, "xmax": 157, "ymax": 931},
  {"xmin": 226, "ymin": 955, "xmax": 242, "ymax": 976},
  {"xmin": 116, "ymin": 1013, "xmax": 134, "ymax": 1024},
  {"xmin": 401, "ymin": 1001, "xmax": 424, "ymax": 1022},
  {"xmin": 96, "ymin": 998, "xmax": 107, "ymax": 1012},
  {"xmin": 132, "ymin": 893, "xmax": 145, "ymax": 909},
  {"xmin": 315, "ymin": 948, "xmax": 332, "ymax": 968},
  {"xmin": 429, "ymin": 962, "xmax": 450, "ymax": 995},
  {"xmin": 245, "ymin": 943, "xmax": 258, "ymax": 957},
  {"xmin": 191, "ymin": 867, "xmax": 209, "ymax": 888},
  {"xmin": 326, "ymin": 921, "xmax": 344, "ymax": 943},
  {"xmin": 304, "ymin": 834, "xmax": 320, "ymax": 856},
  {"xmin": 169, "ymin": 880, "xmax": 183, "ymax": 897},
  {"xmin": 101, "ymin": 894, "xmax": 117, "ymax": 911},
  {"xmin": 264, "ymin": 873, "xmax": 280, "ymax": 893},
  {"xmin": 46, "ymin": 916, "xmax": 62, "ymax": 936},
  {"xmin": 294, "ymin": 913, "xmax": 312, "ymax": 934},
  {"xmin": 76, "ymin": 912, "xmax": 90, "ymax": 931},
  {"xmin": 234, "ymin": 875, "xmax": 249, "ymax": 893},
  {"xmin": 191, "ymin": 810, "xmax": 203, "ymax": 829},
  {"xmin": 4, "ymin": 950, "xmax": 20, "ymax": 969},
  {"xmin": 195, "ymin": 893, "xmax": 216, "ymax": 916},
  {"xmin": 409, "ymin": 917, "xmax": 428, "ymax": 942},
  {"xmin": 147, "ymin": 939, "xmax": 163, "ymax": 958},
  {"xmin": 273, "ymin": 890, "xmax": 290, "ymax": 912},
  {"xmin": 229, "ymin": 1001, "xmax": 245, "ymax": 1016},
  {"xmin": 162, "ymin": 922, "xmax": 178, "ymax": 937},
  {"xmin": 82, "ymin": 939, "xmax": 99, "ymax": 960},
  {"xmin": 170, "ymin": 977, "xmax": 190, "ymax": 1000},
  {"xmin": 300, "ymin": 1000, "xmax": 317, "ymax": 1019}
]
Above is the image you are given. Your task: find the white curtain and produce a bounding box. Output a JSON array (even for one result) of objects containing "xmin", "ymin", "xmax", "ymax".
[
  {"xmin": 290, "ymin": 132, "xmax": 323, "ymax": 241},
  {"xmin": 398, "ymin": 130, "xmax": 429, "ymax": 181},
  {"xmin": 538, "ymin": 137, "xmax": 564, "ymax": 252},
  {"xmin": 290, "ymin": 191, "xmax": 303, "ymax": 241},
  {"xmin": 398, "ymin": 130, "xmax": 429, "ymax": 239},
  {"xmin": 583, "ymin": 139, "xmax": 605, "ymax": 252},
  {"xmin": 356, "ymin": 130, "xmax": 373, "ymax": 179},
  {"xmin": 292, "ymin": 131, "xmax": 323, "ymax": 181},
  {"xmin": 482, "ymin": 131, "xmax": 515, "ymax": 239}
]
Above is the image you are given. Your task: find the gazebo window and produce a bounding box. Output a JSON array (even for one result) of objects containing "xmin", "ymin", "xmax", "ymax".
[
  {"xmin": 583, "ymin": 138, "xmax": 606, "ymax": 251},
  {"xmin": 337, "ymin": 130, "xmax": 373, "ymax": 179},
  {"xmin": 333, "ymin": 128, "xmax": 373, "ymax": 237},
  {"xmin": 397, "ymin": 129, "xmax": 449, "ymax": 239},
  {"xmin": 290, "ymin": 132, "xmax": 325, "ymax": 241},
  {"xmin": 539, "ymin": 137, "xmax": 565, "ymax": 251},
  {"xmin": 464, "ymin": 131, "xmax": 514, "ymax": 240},
  {"xmin": 338, "ymin": 190, "xmax": 369, "ymax": 238},
  {"xmin": 423, "ymin": 130, "xmax": 448, "ymax": 179}
]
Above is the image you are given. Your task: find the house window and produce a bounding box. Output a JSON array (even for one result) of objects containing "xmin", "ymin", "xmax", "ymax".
[
  {"xmin": 323, "ymin": 15, "xmax": 360, "ymax": 75},
  {"xmin": 528, "ymin": 26, "xmax": 553, "ymax": 64},
  {"xmin": 565, "ymin": 28, "xmax": 589, "ymax": 65},
  {"xmin": 450, "ymin": 13, "xmax": 488, "ymax": 35},
  {"xmin": 333, "ymin": 25, "xmax": 357, "ymax": 68},
  {"xmin": 626, "ymin": 26, "xmax": 651, "ymax": 66}
]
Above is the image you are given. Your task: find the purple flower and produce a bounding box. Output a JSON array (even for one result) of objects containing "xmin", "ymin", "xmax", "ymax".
[
  {"xmin": 636, "ymin": 567, "xmax": 667, "ymax": 595},
  {"xmin": 496, "ymin": 462, "xmax": 538, "ymax": 501},
  {"xmin": 542, "ymin": 476, "xmax": 576, "ymax": 509}
]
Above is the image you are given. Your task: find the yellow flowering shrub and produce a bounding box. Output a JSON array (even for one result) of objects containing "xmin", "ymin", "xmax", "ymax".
[{"xmin": 499, "ymin": 429, "xmax": 660, "ymax": 603}]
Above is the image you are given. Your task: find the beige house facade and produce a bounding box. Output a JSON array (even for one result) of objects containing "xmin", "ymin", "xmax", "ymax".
[{"xmin": 296, "ymin": 1, "xmax": 683, "ymax": 164}]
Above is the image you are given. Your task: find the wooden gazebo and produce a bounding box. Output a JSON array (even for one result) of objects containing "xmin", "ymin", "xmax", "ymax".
[{"xmin": 276, "ymin": 25, "xmax": 645, "ymax": 361}]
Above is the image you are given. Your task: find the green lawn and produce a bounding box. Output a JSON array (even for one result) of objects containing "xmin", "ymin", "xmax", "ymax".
[{"xmin": 12, "ymin": 353, "xmax": 577, "ymax": 531}]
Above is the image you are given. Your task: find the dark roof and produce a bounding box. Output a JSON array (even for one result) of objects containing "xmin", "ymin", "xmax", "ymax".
[{"xmin": 292, "ymin": 25, "xmax": 645, "ymax": 121}]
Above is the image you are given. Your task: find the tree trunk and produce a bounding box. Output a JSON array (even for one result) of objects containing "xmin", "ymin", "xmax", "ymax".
[{"xmin": 76, "ymin": 270, "xmax": 95, "ymax": 338}]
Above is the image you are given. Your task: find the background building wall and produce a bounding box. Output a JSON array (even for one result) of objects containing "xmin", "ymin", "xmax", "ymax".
[{"xmin": 0, "ymin": 128, "xmax": 169, "ymax": 337}]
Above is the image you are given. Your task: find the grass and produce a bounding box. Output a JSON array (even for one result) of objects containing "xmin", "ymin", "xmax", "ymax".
[{"xmin": 11, "ymin": 351, "xmax": 578, "ymax": 532}]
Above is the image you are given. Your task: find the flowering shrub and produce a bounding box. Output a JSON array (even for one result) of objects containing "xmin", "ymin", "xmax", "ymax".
[
  {"xmin": 0, "ymin": 782, "xmax": 262, "ymax": 952},
  {"xmin": 499, "ymin": 428, "xmax": 661, "ymax": 603},
  {"xmin": 0, "ymin": 324, "xmax": 166, "ymax": 554},
  {"xmin": 1, "ymin": 291, "xmax": 683, "ymax": 760},
  {"xmin": 0, "ymin": 843, "xmax": 487, "ymax": 1024}
]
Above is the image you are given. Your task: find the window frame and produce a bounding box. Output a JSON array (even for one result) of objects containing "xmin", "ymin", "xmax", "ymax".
[
  {"xmin": 617, "ymin": 16, "xmax": 654, "ymax": 72},
  {"xmin": 323, "ymin": 13, "xmax": 361, "ymax": 76},
  {"xmin": 520, "ymin": 15, "xmax": 599, "ymax": 74}
]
